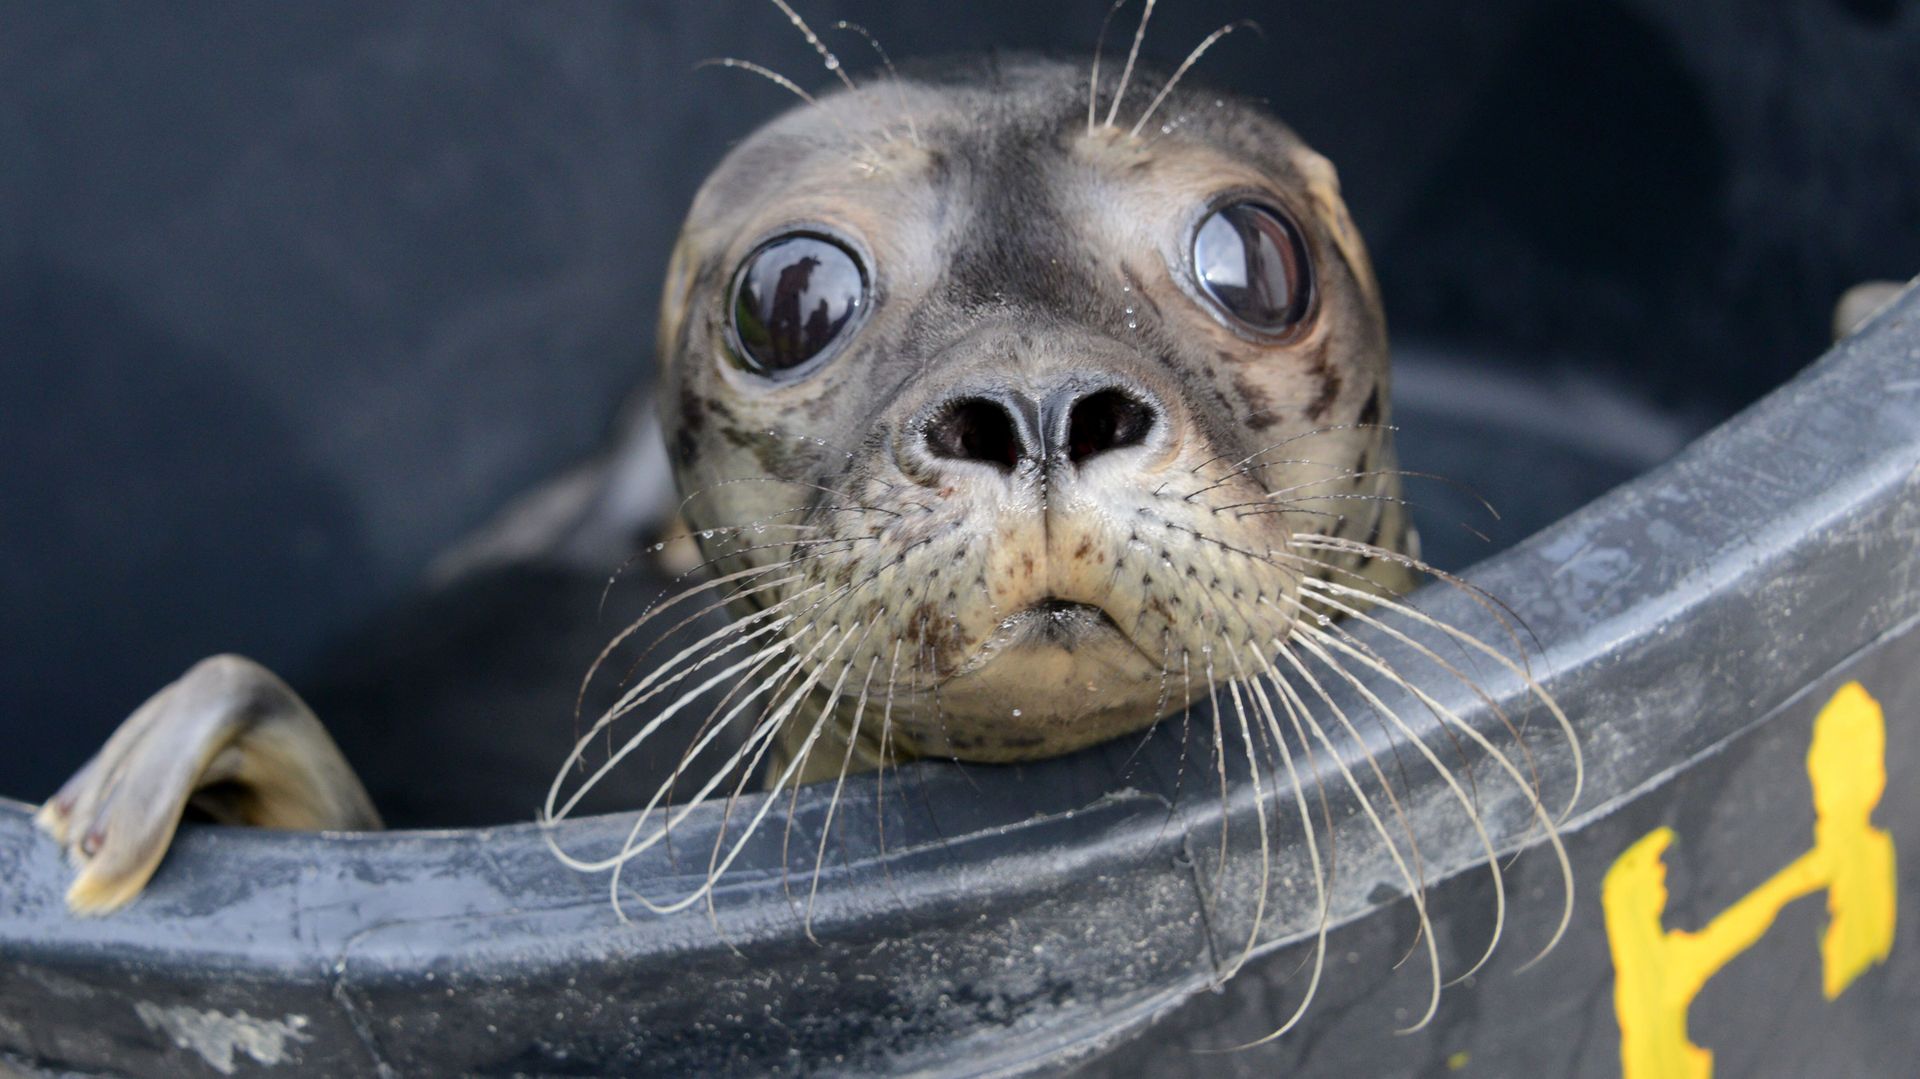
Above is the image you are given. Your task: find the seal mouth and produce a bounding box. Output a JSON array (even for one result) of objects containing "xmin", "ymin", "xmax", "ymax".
[{"xmin": 1006, "ymin": 598, "xmax": 1120, "ymax": 650}]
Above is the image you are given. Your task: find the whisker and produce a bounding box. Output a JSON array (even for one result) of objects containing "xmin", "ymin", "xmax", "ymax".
[
  {"xmin": 1270, "ymin": 467, "xmax": 1499, "ymax": 525},
  {"xmin": 1254, "ymin": 541, "xmax": 1559, "ymax": 815},
  {"xmin": 557, "ymin": 599, "xmax": 857, "ymax": 854},
  {"xmin": 1270, "ymin": 575, "xmax": 1502, "ymax": 819},
  {"xmin": 776, "ymin": 620, "xmax": 880, "ymax": 930},
  {"xmin": 641, "ymin": 557, "xmax": 899, "ymax": 814},
  {"xmin": 1281, "ymin": 635, "xmax": 1509, "ymax": 985},
  {"xmin": 873, "ymin": 638, "xmax": 903, "ymax": 876},
  {"xmin": 1233, "ymin": 492, "xmax": 1412, "ymax": 515},
  {"xmin": 1179, "ymin": 456, "xmax": 1338, "ymax": 502},
  {"xmin": 1261, "ymin": 467, "xmax": 1428, "ymax": 503},
  {"xmin": 1290, "ymin": 534, "xmax": 1550, "ymax": 676},
  {"xmin": 598, "ymin": 566, "xmax": 833, "ymax": 706},
  {"xmin": 1103, "ymin": 0, "xmax": 1158, "ymax": 130},
  {"xmin": 804, "ymin": 652, "xmax": 884, "ymax": 939},
  {"xmin": 1221, "ymin": 642, "xmax": 1329, "ymax": 1046},
  {"xmin": 1298, "ymin": 622, "xmax": 1576, "ymax": 969},
  {"xmin": 1217, "ymin": 651, "xmax": 1272, "ymax": 983},
  {"xmin": 545, "ymin": 627, "xmax": 803, "ymax": 828},
  {"xmin": 554, "ymin": 591, "xmax": 806, "ymax": 809},
  {"xmin": 832, "ymin": 20, "xmax": 920, "ymax": 147},
  {"xmin": 1257, "ymin": 642, "xmax": 1444, "ymax": 1033},
  {"xmin": 1202, "ymin": 645, "xmax": 1231, "ymax": 907},
  {"xmin": 767, "ymin": 0, "xmax": 858, "ymax": 93},
  {"xmin": 1185, "ymin": 421, "xmax": 1397, "ymax": 477},
  {"xmin": 541, "ymin": 641, "xmax": 808, "ymax": 877},
  {"xmin": 1130, "ymin": 21, "xmax": 1262, "ymax": 138},
  {"xmin": 619, "ymin": 623, "xmax": 866, "ymax": 917},
  {"xmin": 593, "ymin": 585, "xmax": 823, "ymax": 734},
  {"xmin": 695, "ymin": 57, "xmax": 819, "ymax": 106},
  {"xmin": 695, "ymin": 52, "xmax": 882, "ymax": 161},
  {"xmin": 682, "ymin": 632, "xmax": 859, "ymax": 927},
  {"xmin": 577, "ymin": 561, "xmax": 811, "ymax": 717},
  {"xmin": 1087, "ymin": 0, "xmax": 1131, "ymax": 136},
  {"xmin": 1188, "ymin": 563, "xmax": 1436, "ymax": 1019},
  {"xmin": 1292, "ymin": 558, "xmax": 1579, "ymax": 820}
]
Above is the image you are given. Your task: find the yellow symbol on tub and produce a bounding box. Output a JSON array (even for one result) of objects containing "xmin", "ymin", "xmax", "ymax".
[{"xmin": 1603, "ymin": 681, "xmax": 1896, "ymax": 1079}]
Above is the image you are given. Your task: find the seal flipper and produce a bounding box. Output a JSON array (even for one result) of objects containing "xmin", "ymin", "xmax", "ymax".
[{"xmin": 35, "ymin": 654, "xmax": 381, "ymax": 915}]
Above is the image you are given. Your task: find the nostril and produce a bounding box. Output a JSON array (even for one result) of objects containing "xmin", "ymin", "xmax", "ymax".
[
  {"xmin": 1067, "ymin": 388, "xmax": 1157, "ymax": 464},
  {"xmin": 925, "ymin": 397, "xmax": 1023, "ymax": 471}
]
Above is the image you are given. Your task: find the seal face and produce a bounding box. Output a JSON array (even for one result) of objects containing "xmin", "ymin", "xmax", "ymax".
[{"xmin": 658, "ymin": 57, "xmax": 1413, "ymax": 773}]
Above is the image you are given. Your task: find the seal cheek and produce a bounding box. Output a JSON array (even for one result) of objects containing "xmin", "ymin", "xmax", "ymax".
[{"xmin": 673, "ymin": 383, "xmax": 709, "ymax": 468}]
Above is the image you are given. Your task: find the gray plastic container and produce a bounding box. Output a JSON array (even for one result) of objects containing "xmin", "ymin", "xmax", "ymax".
[
  {"xmin": 4, "ymin": 3, "xmax": 1919, "ymax": 1075},
  {"xmin": 2, "ymin": 286, "xmax": 1915, "ymax": 1077}
]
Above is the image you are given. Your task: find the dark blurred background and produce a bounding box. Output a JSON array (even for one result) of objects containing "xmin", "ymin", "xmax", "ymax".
[{"xmin": 2, "ymin": 0, "xmax": 1916, "ymax": 807}]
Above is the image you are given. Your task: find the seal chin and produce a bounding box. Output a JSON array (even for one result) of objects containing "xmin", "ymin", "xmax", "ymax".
[{"xmin": 897, "ymin": 597, "xmax": 1180, "ymax": 761}]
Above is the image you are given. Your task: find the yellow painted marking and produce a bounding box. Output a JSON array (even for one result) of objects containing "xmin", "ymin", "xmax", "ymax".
[
  {"xmin": 1446, "ymin": 1049, "xmax": 1471, "ymax": 1070},
  {"xmin": 1604, "ymin": 681, "xmax": 1897, "ymax": 1079}
]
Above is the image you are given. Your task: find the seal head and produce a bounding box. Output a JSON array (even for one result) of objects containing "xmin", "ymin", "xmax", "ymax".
[{"xmin": 658, "ymin": 57, "xmax": 1412, "ymax": 771}]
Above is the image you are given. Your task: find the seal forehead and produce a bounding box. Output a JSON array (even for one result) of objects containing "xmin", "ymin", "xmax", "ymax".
[
  {"xmin": 683, "ymin": 57, "xmax": 1327, "ymax": 240},
  {"xmin": 681, "ymin": 64, "xmax": 1350, "ymax": 357}
]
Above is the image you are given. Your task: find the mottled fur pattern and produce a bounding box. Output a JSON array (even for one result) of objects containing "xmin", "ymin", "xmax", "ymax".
[{"xmin": 657, "ymin": 57, "xmax": 1415, "ymax": 773}]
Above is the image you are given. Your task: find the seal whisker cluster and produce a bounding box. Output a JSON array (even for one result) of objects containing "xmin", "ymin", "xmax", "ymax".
[
  {"xmin": 828, "ymin": 21, "xmax": 923, "ymax": 149},
  {"xmin": 538, "ymin": 473, "xmax": 1575, "ymax": 1039},
  {"xmin": 1127, "ymin": 19, "xmax": 1263, "ymax": 140}
]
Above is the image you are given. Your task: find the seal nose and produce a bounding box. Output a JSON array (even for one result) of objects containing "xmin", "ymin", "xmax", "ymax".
[
  {"xmin": 921, "ymin": 382, "xmax": 1163, "ymax": 474},
  {"xmin": 923, "ymin": 394, "xmax": 1038, "ymax": 472},
  {"xmin": 1056, "ymin": 386, "xmax": 1158, "ymax": 465}
]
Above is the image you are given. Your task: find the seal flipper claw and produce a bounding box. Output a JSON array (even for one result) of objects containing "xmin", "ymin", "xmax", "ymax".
[{"xmin": 35, "ymin": 654, "xmax": 381, "ymax": 915}]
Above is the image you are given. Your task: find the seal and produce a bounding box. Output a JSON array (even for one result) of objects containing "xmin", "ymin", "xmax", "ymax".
[{"xmin": 39, "ymin": 15, "xmax": 1575, "ymax": 1035}]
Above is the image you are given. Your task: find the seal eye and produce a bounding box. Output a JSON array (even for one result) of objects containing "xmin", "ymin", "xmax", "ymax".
[
  {"xmin": 729, "ymin": 232, "xmax": 868, "ymax": 376},
  {"xmin": 1191, "ymin": 201, "xmax": 1313, "ymax": 335}
]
